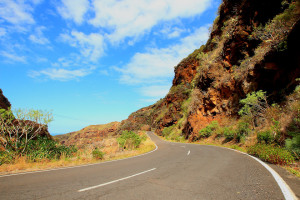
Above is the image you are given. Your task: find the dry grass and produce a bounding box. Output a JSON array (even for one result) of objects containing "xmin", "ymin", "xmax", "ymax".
[{"xmin": 0, "ymin": 132, "xmax": 156, "ymax": 175}]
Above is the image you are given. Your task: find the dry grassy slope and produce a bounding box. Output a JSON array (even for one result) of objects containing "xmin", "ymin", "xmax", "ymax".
[
  {"xmin": 54, "ymin": 121, "xmax": 120, "ymax": 148},
  {"xmin": 117, "ymin": 0, "xmax": 300, "ymax": 140}
]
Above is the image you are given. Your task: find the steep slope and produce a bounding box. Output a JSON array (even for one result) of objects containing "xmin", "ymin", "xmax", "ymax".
[
  {"xmin": 0, "ymin": 89, "xmax": 11, "ymax": 110},
  {"xmin": 117, "ymin": 0, "xmax": 300, "ymax": 141}
]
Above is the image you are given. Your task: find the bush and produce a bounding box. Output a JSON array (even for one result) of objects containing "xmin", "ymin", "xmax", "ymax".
[
  {"xmin": 117, "ymin": 131, "xmax": 141, "ymax": 150},
  {"xmin": 248, "ymin": 144, "xmax": 294, "ymax": 165},
  {"xmin": 257, "ymin": 130, "xmax": 274, "ymax": 144},
  {"xmin": 0, "ymin": 108, "xmax": 53, "ymax": 155},
  {"xmin": 198, "ymin": 121, "xmax": 219, "ymax": 138},
  {"xmin": 0, "ymin": 150, "xmax": 14, "ymax": 165},
  {"xmin": 236, "ymin": 122, "xmax": 251, "ymax": 142},
  {"xmin": 162, "ymin": 125, "xmax": 175, "ymax": 138},
  {"xmin": 285, "ymin": 135, "xmax": 300, "ymax": 159},
  {"xmin": 25, "ymin": 136, "xmax": 77, "ymax": 161},
  {"xmin": 224, "ymin": 127, "xmax": 236, "ymax": 141},
  {"xmin": 92, "ymin": 148, "xmax": 105, "ymax": 160}
]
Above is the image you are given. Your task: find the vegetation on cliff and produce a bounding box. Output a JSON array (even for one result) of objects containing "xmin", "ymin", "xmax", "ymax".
[{"xmin": 115, "ymin": 0, "xmax": 300, "ymax": 173}]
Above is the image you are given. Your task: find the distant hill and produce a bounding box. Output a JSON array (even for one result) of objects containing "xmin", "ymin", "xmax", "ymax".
[{"xmin": 54, "ymin": 122, "xmax": 120, "ymax": 149}]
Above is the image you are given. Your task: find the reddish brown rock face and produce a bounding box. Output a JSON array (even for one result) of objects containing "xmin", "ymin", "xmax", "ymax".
[
  {"xmin": 116, "ymin": 0, "xmax": 300, "ymax": 140},
  {"xmin": 0, "ymin": 89, "xmax": 11, "ymax": 110},
  {"xmin": 173, "ymin": 59, "xmax": 198, "ymax": 86}
]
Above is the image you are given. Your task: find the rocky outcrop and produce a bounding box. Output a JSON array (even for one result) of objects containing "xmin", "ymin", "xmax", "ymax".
[
  {"xmin": 0, "ymin": 89, "xmax": 11, "ymax": 110},
  {"xmin": 117, "ymin": 0, "xmax": 300, "ymax": 140},
  {"xmin": 55, "ymin": 122, "xmax": 120, "ymax": 148}
]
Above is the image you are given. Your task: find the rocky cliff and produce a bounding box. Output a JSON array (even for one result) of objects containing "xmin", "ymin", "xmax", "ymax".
[
  {"xmin": 117, "ymin": 0, "xmax": 300, "ymax": 140},
  {"xmin": 0, "ymin": 89, "xmax": 11, "ymax": 110}
]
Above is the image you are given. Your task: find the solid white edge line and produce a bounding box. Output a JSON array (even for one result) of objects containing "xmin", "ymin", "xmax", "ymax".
[
  {"xmin": 187, "ymin": 150, "xmax": 190, "ymax": 156},
  {"xmin": 158, "ymin": 137, "xmax": 297, "ymax": 200},
  {"xmin": 78, "ymin": 168, "xmax": 156, "ymax": 192},
  {"xmin": 0, "ymin": 132, "xmax": 158, "ymax": 178},
  {"xmin": 229, "ymin": 149, "xmax": 297, "ymax": 200}
]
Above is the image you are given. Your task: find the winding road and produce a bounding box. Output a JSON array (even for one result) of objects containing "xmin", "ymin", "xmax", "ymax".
[{"xmin": 0, "ymin": 132, "xmax": 299, "ymax": 199}]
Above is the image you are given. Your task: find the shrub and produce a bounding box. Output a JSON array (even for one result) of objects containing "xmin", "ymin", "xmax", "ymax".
[
  {"xmin": 238, "ymin": 90, "xmax": 268, "ymax": 127},
  {"xmin": 215, "ymin": 127, "xmax": 224, "ymax": 138},
  {"xmin": 236, "ymin": 122, "xmax": 251, "ymax": 142},
  {"xmin": 117, "ymin": 131, "xmax": 141, "ymax": 150},
  {"xmin": 223, "ymin": 127, "xmax": 236, "ymax": 141},
  {"xmin": 0, "ymin": 150, "xmax": 14, "ymax": 165},
  {"xmin": 199, "ymin": 121, "xmax": 219, "ymax": 138},
  {"xmin": 162, "ymin": 125, "xmax": 175, "ymax": 138},
  {"xmin": 0, "ymin": 108, "xmax": 53, "ymax": 155},
  {"xmin": 25, "ymin": 136, "xmax": 77, "ymax": 161},
  {"xmin": 257, "ymin": 130, "xmax": 275, "ymax": 144},
  {"xmin": 92, "ymin": 148, "xmax": 105, "ymax": 160},
  {"xmin": 285, "ymin": 135, "xmax": 300, "ymax": 159},
  {"xmin": 248, "ymin": 144, "xmax": 294, "ymax": 165}
]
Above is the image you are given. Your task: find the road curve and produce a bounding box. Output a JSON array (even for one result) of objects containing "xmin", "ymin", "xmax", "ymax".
[{"xmin": 0, "ymin": 132, "xmax": 298, "ymax": 200}]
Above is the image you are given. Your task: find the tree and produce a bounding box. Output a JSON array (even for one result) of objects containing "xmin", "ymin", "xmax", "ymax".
[
  {"xmin": 238, "ymin": 90, "xmax": 269, "ymax": 128},
  {"xmin": 0, "ymin": 108, "xmax": 53, "ymax": 154}
]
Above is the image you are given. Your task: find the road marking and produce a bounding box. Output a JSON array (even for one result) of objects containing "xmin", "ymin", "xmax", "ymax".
[
  {"xmin": 224, "ymin": 148, "xmax": 297, "ymax": 200},
  {"xmin": 187, "ymin": 150, "xmax": 190, "ymax": 156},
  {"xmin": 78, "ymin": 168, "xmax": 156, "ymax": 192},
  {"xmin": 0, "ymin": 132, "xmax": 158, "ymax": 178},
  {"xmin": 247, "ymin": 153, "xmax": 297, "ymax": 200},
  {"xmin": 160, "ymin": 137, "xmax": 297, "ymax": 200}
]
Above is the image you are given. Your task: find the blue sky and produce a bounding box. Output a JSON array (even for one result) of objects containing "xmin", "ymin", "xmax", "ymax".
[{"xmin": 0, "ymin": 0, "xmax": 220, "ymax": 135}]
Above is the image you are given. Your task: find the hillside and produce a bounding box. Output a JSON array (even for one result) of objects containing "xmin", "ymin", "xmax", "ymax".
[
  {"xmin": 55, "ymin": 122, "xmax": 120, "ymax": 149},
  {"xmin": 116, "ymin": 0, "xmax": 300, "ymax": 142}
]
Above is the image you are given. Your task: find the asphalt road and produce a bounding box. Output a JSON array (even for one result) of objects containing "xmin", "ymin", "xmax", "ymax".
[{"xmin": 0, "ymin": 132, "xmax": 298, "ymax": 200}]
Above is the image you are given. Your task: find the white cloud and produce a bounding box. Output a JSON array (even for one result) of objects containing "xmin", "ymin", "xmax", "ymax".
[
  {"xmin": 160, "ymin": 26, "xmax": 186, "ymax": 39},
  {"xmin": 60, "ymin": 31, "xmax": 105, "ymax": 62},
  {"xmin": 0, "ymin": 0, "xmax": 35, "ymax": 25},
  {"xmin": 57, "ymin": 0, "xmax": 89, "ymax": 25},
  {"xmin": 29, "ymin": 68, "xmax": 92, "ymax": 81},
  {"xmin": 89, "ymin": 0, "xmax": 212, "ymax": 43},
  {"xmin": 140, "ymin": 85, "xmax": 171, "ymax": 97},
  {"xmin": 0, "ymin": 51, "xmax": 26, "ymax": 63},
  {"xmin": 29, "ymin": 26, "xmax": 49, "ymax": 44},
  {"xmin": 116, "ymin": 26, "xmax": 209, "ymax": 84},
  {"xmin": 0, "ymin": 27, "xmax": 6, "ymax": 37}
]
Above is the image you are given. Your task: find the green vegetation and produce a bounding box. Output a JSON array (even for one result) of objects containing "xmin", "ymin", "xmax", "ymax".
[
  {"xmin": 199, "ymin": 121, "xmax": 219, "ymax": 138},
  {"xmin": 248, "ymin": 144, "xmax": 294, "ymax": 165},
  {"xmin": 0, "ymin": 108, "xmax": 53, "ymax": 154},
  {"xmin": 25, "ymin": 136, "xmax": 77, "ymax": 162},
  {"xmin": 238, "ymin": 90, "xmax": 268, "ymax": 127},
  {"xmin": 117, "ymin": 131, "xmax": 142, "ymax": 150},
  {"xmin": 92, "ymin": 148, "xmax": 105, "ymax": 160},
  {"xmin": 223, "ymin": 127, "xmax": 235, "ymax": 141},
  {"xmin": 0, "ymin": 108, "xmax": 78, "ymax": 165},
  {"xmin": 250, "ymin": 1, "xmax": 298, "ymax": 48}
]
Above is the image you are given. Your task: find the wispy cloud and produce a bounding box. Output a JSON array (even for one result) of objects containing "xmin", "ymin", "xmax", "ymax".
[
  {"xmin": 89, "ymin": 0, "xmax": 212, "ymax": 43},
  {"xmin": 0, "ymin": 27, "xmax": 6, "ymax": 37},
  {"xmin": 116, "ymin": 26, "xmax": 209, "ymax": 84},
  {"xmin": 60, "ymin": 31, "xmax": 105, "ymax": 62},
  {"xmin": 57, "ymin": 0, "xmax": 90, "ymax": 25},
  {"xmin": 0, "ymin": 0, "xmax": 35, "ymax": 25},
  {"xmin": 0, "ymin": 51, "xmax": 26, "ymax": 63},
  {"xmin": 159, "ymin": 26, "xmax": 187, "ymax": 39},
  {"xmin": 29, "ymin": 67, "xmax": 92, "ymax": 81},
  {"xmin": 29, "ymin": 26, "xmax": 49, "ymax": 45}
]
